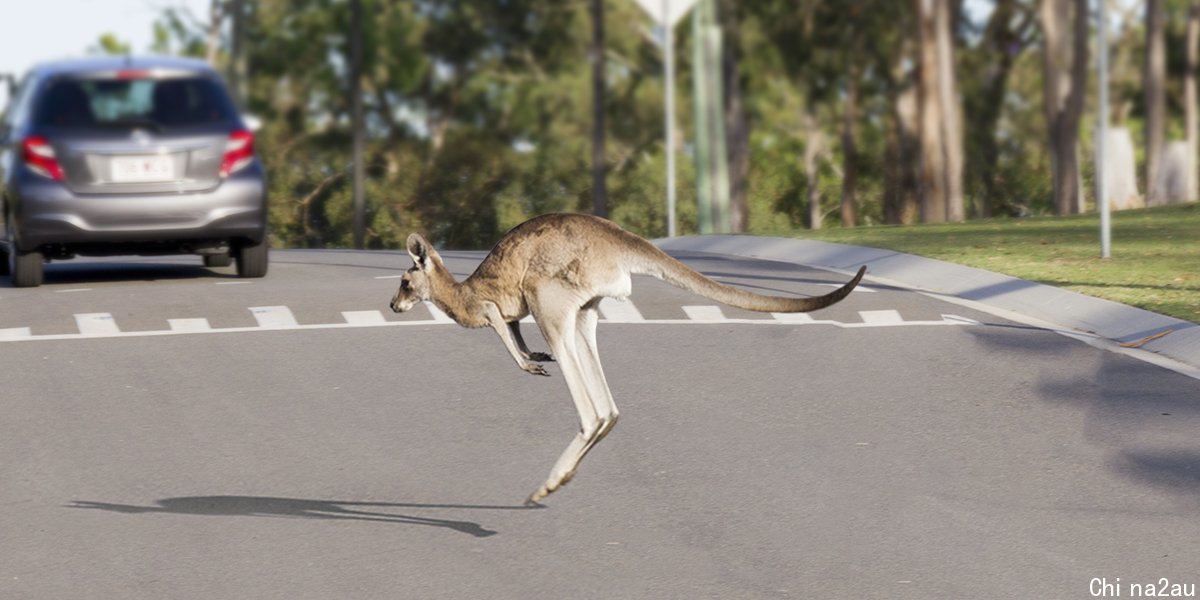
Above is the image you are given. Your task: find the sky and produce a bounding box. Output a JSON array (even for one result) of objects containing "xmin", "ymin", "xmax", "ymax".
[{"xmin": 1, "ymin": 0, "xmax": 209, "ymax": 103}]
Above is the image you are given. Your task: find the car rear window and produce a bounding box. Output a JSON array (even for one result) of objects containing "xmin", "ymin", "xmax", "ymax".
[{"xmin": 33, "ymin": 76, "xmax": 239, "ymax": 129}]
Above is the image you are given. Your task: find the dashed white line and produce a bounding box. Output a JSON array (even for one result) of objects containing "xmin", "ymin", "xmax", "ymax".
[
  {"xmin": 342, "ymin": 310, "xmax": 387, "ymax": 325},
  {"xmin": 0, "ymin": 327, "xmax": 31, "ymax": 340},
  {"xmin": 599, "ymin": 298, "xmax": 645, "ymax": 322},
  {"xmin": 682, "ymin": 305, "xmax": 726, "ymax": 322},
  {"xmin": 0, "ymin": 304, "xmax": 983, "ymax": 343},
  {"xmin": 858, "ymin": 310, "xmax": 904, "ymax": 325},
  {"xmin": 250, "ymin": 306, "xmax": 299, "ymax": 328},
  {"xmin": 168, "ymin": 318, "xmax": 212, "ymax": 332},
  {"xmin": 55, "ymin": 288, "xmax": 93, "ymax": 294},
  {"xmin": 74, "ymin": 313, "xmax": 120, "ymax": 336},
  {"xmin": 772, "ymin": 312, "xmax": 815, "ymax": 324}
]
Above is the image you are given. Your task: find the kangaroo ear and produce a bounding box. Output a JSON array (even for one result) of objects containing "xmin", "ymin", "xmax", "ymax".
[{"xmin": 406, "ymin": 233, "xmax": 432, "ymax": 271}]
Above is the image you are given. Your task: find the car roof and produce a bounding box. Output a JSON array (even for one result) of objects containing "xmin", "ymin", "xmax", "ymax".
[{"xmin": 25, "ymin": 55, "xmax": 217, "ymax": 80}]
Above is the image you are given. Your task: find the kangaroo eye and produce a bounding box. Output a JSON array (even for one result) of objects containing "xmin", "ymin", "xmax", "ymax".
[{"xmin": 400, "ymin": 280, "xmax": 410, "ymax": 290}]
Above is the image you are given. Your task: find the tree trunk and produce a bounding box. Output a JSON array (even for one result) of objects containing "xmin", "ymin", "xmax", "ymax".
[
  {"xmin": 840, "ymin": 62, "xmax": 859, "ymax": 227},
  {"xmin": 971, "ymin": 0, "xmax": 1033, "ymax": 217},
  {"xmin": 720, "ymin": 0, "xmax": 749, "ymax": 232},
  {"xmin": 1039, "ymin": 0, "xmax": 1089, "ymax": 215},
  {"xmin": 935, "ymin": 0, "xmax": 965, "ymax": 222},
  {"xmin": 590, "ymin": 0, "xmax": 608, "ymax": 217},
  {"xmin": 227, "ymin": 0, "xmax": 247, "ymax": 103},
  {"xmin": 915, "ymin": 0, "xmax": 948, "ymax": 223},
  {"xmin": 803, "ymin": 104, "xmax": 824, "ymax": 230},
  {"xmin": 1186, "ymin": 1, "xmax": 1199, "ymax": 201},
  {"xmin": 206, "ymin": 0, "xmax": 224, "ymax": 66},
  {"xmin": 885, "ymin": 84, "xmax": 920, "ymax": 225},
  {"xmin": 1145, "ymin": 0, "xmax": 1167, "ymax": 206}
]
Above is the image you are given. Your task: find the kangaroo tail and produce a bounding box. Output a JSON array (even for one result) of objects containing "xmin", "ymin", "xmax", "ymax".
[{"xmin": 629, "ymin": 240, "xmax": 866, "ymax": 313}]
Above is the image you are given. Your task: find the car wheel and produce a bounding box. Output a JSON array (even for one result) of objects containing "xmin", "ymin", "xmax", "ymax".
[
  {"xmin": 10, "ymin": 249, "xmax": 44, "ymax": 288},
  {"xmin": 236, "ymin": 239, "xmax": 268, "ymax": 278},
  {"xmin": 204, "ymin": 254, "xmax": 234, "ymax": 268},
  {"xmin": 0, "ymin": 247, "xmax": 9, "ymax": 277}
]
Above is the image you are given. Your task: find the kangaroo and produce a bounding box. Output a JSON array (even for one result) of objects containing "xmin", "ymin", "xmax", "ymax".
[{"xmin": 390, "ymin": 213, "xmax": 866, "ymax": 504}]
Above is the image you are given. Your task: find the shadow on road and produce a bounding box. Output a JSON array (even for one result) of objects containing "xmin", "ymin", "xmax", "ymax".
[
  {"xmin": 67, "ymin": 495, "xmax": 540, "ymax": 538},
  {"xmin": 0, "ymin": 261, "xmax": 236, "ymax": 288}
]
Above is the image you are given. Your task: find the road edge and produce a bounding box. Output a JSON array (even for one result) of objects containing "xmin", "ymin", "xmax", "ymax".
[{"xmin": 655, "ymin": 234, "xmax": 1200, "ymax": 377}]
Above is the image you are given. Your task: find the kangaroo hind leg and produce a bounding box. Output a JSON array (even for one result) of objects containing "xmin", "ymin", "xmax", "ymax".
[
  {"xmin": 525, "ymin": 291, "xmax": 606, "ymax": 505},
  {"xmin": 575, "ymin": 300, "xmax": 618, "ymax": 447}
]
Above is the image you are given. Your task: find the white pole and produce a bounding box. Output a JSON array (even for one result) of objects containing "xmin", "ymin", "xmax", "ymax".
[
  {"xmin": 664, "ymin": 0, "xmax": 677, "ymax": 237},
  {"xmin": 1097, "ymin": 0, "xmax": 1111, "ymax": 258}
]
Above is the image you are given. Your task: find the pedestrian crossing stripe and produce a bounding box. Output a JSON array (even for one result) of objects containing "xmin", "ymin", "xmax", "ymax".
[{"xmin": 0, "ymin": 301, "xmax": 981, "ymax": 343}]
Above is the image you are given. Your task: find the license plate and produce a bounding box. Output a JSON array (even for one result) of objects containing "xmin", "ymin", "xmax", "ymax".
[{"xmin": 110, "ymin": 155, "xmax": 175, "ymax": 183}]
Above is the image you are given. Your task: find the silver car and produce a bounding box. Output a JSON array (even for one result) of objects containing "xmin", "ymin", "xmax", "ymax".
[{"xmin": 0, "ymin": 56, "xmax": 268, "ymax": 287}]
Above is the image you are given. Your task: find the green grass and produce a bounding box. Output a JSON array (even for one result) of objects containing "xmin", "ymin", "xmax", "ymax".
[{"xmin": 793, "ymin": 203, "xmax": 1200, "ymax": 323}]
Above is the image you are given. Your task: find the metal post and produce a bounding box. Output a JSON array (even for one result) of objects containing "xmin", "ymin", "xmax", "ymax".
[
  {"xmin": 1097, "ymin": 0, "xmax": 1111, "ymax": 258},
  {"xmin": 351, "ymin": 0, "xmax": 366, "ymax": 250},
  {"xmin": 664, "ymin": 0, "xmax": 677, "ymax": 238}
]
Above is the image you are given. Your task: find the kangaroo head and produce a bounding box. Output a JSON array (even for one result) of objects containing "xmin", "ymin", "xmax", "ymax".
[{"xmin": 390, "ymin": 233, "xmax": 438, "ymax": 313}]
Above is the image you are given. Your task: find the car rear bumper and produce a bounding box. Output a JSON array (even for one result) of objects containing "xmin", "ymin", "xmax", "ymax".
[{"xmin": 10, "ymin": 166, "xmax": 267, "ymax": 253}]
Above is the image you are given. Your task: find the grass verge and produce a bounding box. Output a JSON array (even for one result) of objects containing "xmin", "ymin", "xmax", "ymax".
[{"xmin": 794, "ymin": 203, "xmax": 1200, "ymax": 323}]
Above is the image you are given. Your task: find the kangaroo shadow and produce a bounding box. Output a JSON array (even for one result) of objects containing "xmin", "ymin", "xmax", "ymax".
[{"xmin": 68, "ymin": 496, "xmax": 539, "ymax": 538}]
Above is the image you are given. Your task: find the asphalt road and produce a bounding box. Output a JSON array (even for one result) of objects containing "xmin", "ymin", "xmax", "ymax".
[{"xmin": 1, "ymin": 249, "xmax": 1198, "ymax": 599}]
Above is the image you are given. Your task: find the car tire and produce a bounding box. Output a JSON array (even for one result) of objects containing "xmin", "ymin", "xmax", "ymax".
[
  {"xmin": 204, "ymin": 254, "xmax": 234, "ymax": 268},
  {"xmin": 10, "ymin": 249, "xmax": 44, "ymax": 288},
  {"xmin": 236, "ymin": 239, "xmax": 268, "ymax": 278},
  {"xmin": 0, "ymin": 247, "xmax": 9, "ymax": 277}
]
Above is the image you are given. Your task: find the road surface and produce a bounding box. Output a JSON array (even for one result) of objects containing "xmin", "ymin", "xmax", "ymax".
[{"xmin": 1, "ymin": 249, "xmax": 1197, "ymax": 599}]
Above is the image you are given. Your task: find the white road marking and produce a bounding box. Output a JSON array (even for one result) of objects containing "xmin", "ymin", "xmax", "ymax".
[
  {"xmin": 55, "ymin": 288, "xmax": 93, "ymax": 293},
  {"xmin": 599, "ymin": 297, "xmax": 645, "ymax": 322},
  {"xmin": 250, "ymin": 306, "xmax": 299, "ymax": 328},
  {"xmin": 941, "ymin": 314, "xmax": 983, "ymax": 326},
  {"xmin": 168, "ymin": 318, "xmax": 212, "ymax": 332},
  {"xmin": 858, "ymin": 310, "xmax": 904, "ymax": 325},
  {"xmin": 0, "ymin": 305, "xmax": 983, "ymax": 343},
  {"xmin": 342, "ymin": 310, "xmax": 387, "ymax": 325},
  {"xmin": 682, "ymin": 305, "xmax": 726, "ymax": 322},
  {"xmin": 74, "ymin": 313, "xmax": 120, "ymax": 336},
  {"xmin": 374, "ymin": 275, "xmax": 404, "ymax": 280},
  {"xmin": 772, "ymin": 312, "xmax": 815, "ymax": 323},
  {"xmin": 0, "ymin": 327, "xmax": 31, "ymax": 340}
]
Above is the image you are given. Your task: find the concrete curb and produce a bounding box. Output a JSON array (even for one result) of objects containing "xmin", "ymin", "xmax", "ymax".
[{"xmin": 655, "ymin": 235, "xmax": 1200, "ymax": 374}]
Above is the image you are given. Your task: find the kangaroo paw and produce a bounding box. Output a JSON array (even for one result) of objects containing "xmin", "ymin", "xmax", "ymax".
[{"xmin": 522, "ymin": 362, "xmax": 551, "ymax": 377}]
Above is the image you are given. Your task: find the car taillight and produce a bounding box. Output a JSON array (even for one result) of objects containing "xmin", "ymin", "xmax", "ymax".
[
  {"xmin": 219, "ymin": 130, "xmax": 255, "ymax": 178},
  {"xmin": 21, "ymin": 136, "xmax": 65, "ymax": 181}
]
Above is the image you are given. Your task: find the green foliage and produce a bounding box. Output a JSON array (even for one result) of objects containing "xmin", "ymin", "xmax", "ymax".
[
  {"xmin": 141, "ymin": 0, "xmax": 1194, "ymax": 250},
  {"xmin": 90, "ymin": 33, "xmax": 131, "ymax": 56}
]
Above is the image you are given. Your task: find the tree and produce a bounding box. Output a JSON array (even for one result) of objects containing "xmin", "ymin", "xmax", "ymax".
[
  {"xmin": 719, "ymin": 0, "xmax": 750, "ymax": 232},
  {"xmin": 205, "ymin": 0, "xmax": 224, "ymax": 65},
  {"xmin": 961, "ymin": 0, "xmax": 1037, "ymax": 217},
  {"xmin": 840, "ymin": 45, "xmax": 860, "ymax": 228},
  {"xmin": 90, "ymin": 33, "xmax": 131, "ymax": 56},
  {"xmin": 914, "ymin": 0, "xmax": 965, "ymax": 223},
  {"xmin": 1187, "ymin": 1, "xmax": 1200, "ymax": 201},
  {"xmin": 1038, "ymin": 0, "xmax": 1089, "ymax": 215},
  {"xmin": 1144, "ymin": 0, "xmax": 1167, "ymax": 206},
  {"xmin": 590, "ymin": 0, "xmax": 608, "ymax": 218}
]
